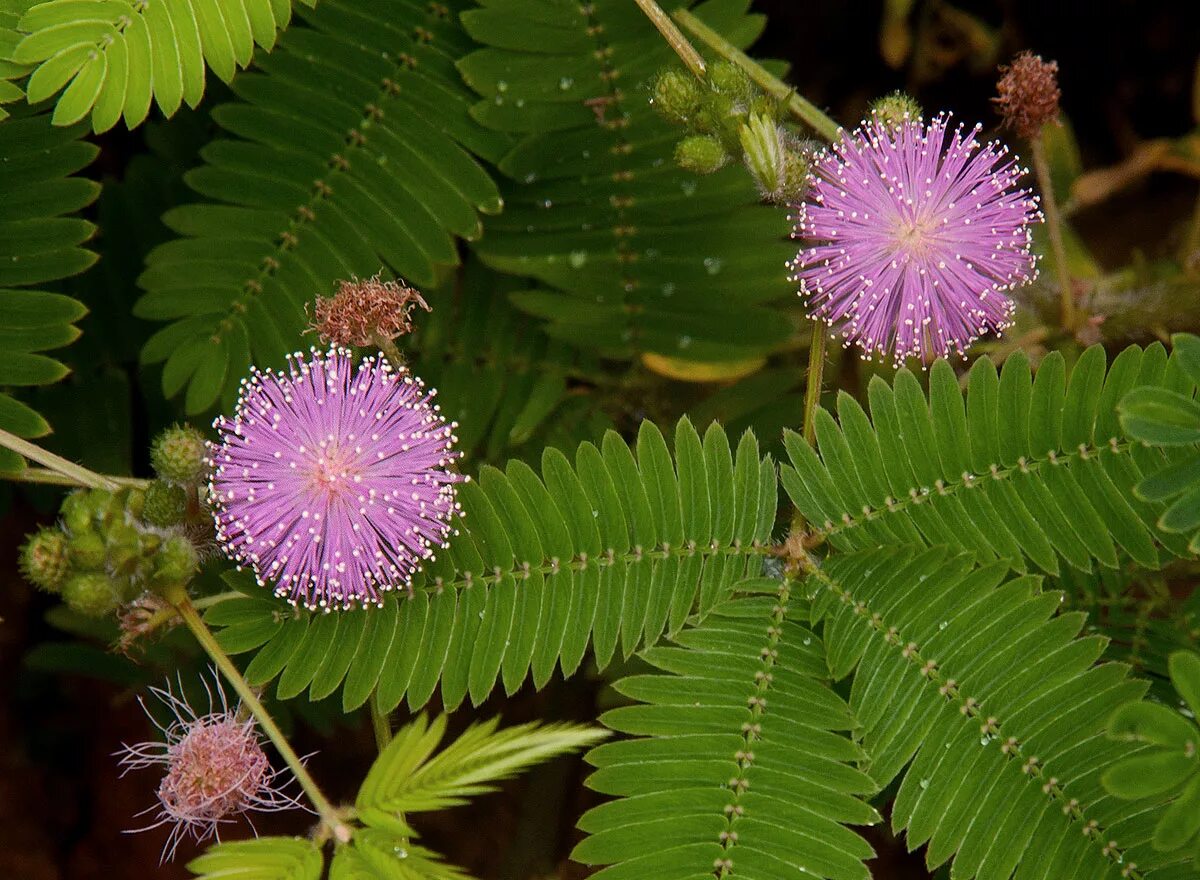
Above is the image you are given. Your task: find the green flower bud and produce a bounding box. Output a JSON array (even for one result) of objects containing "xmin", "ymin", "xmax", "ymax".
[
  {"xmin": 739, "ymin": 114, "xmax": 785, "ymax": 198},
  {"xmin": 123, "ymin": 487, "xmax": 145, "ymax": 520},
  {"xmin": 150, "ymin": 424, "xmax": 208, "ymax": 485},
  {"xmin": 142, "ymin": 480, "xmax": 188, "ymax": 528},
  {"xmin": 20, "ymin": 528, "xmax": 71, "ymax": 593},
  {"xmin": 60, "ymin": 491, "xmax": 93, "ymax": 535},
  {"xmin": 651, "ymin": 68, "xmax": 703, "ymax": 125},
  {"xmin": 869, "ymin": 91, "xmax": 922, "ymax": 130},
  {"xmin": 69, "ymin": 531, "xmax": 108, "ymax": 570},
  {"xmin": 107, "ymin": 522, "xmax": 143, "ymax": 576},
  {"xmin": 112, "ymin": 574, "xmax": 142, "ymax": 603},
  {"xmin": 707, "ymin": 60, "xmax": 752, "ymax": 101},
  {"xmin": 151, "ymin": 535, "xmax": 200, "ymax": 588},
  {"xmin": 675, "ymin": 135, "xmax": 728, "ymax": 175},
  {"xmin": 692, "ymin": 92, "xmax": 736, "ymax": 137},
  {"xmin": 63, "ymin": 572, "xmax": 120, "ymax": 617}
]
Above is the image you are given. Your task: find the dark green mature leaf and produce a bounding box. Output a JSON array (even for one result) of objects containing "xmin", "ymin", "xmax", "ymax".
[
  {"xmin": 137, "ymin": 0, "xmax": 505, "ymax": 414},
  {"xmin": 807, "ymin": 546, "xmax": 1188, "ymax": 879},
  {"xmin": 579, "ymin": 585, "xmax": 879, "ymax": 880},
  {"xmin": 208, "ymin": 418, "xmax": 776, "ymax": 712},
  {"xmin": 459, "ymin": 0, "xmax": 795, "ymax": 364},
  {"xmin": 783, "ymin": 344, "xmax": 1198, "ymax": 575}
]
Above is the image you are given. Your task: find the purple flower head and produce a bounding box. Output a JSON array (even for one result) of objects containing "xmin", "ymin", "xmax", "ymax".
[
  {"xmin": 788, "ymin": 113, "xmax": 1042, "ymax": 364},
  {"xmin": 116, "ymin": 673, "xmax": 304, "ymax": 862},
  {"xmin": 208, "ymin": 347, "xmax": 465, "ymax": 611}
]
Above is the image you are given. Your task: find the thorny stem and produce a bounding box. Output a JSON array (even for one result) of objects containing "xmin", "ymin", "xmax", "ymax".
[
  {"xmin": 0, "ymin": 429, "xmax": 120, "ymax": 491},
  {"xmin": 7, "ymin": 466, "xmax": 149, "ymax": 489},
  {"xmin": 673, "ymin": 9, "xmax": 842, "ymax": 142},
  {"xmin": 634, "ymin": 0, "xmax": 707, "ymax": 80},
  {"xmin": 802, "ymin": 325, "xmax": 828, "ymax": 447},
  {"xmin": 368, "ymin": 690, "xmax": 393, "ymax": 753},
  {"xmin": 167, "ymin": 586, "xmax": 352, "ymax": 844},
  {"xmin": 1030, "ymin": 137, "xmax": 1075, "ymax": 330}
]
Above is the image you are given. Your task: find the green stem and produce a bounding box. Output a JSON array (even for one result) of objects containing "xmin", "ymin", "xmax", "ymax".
[
  {"xmin": 1030, "ymin": 137, "xmax": 1075, "ymax": 330},
  {"xmin": 1182, "ymin": 184, "xmax": 1200, "ymax": 276},
  {"xmin": 7, "ymin": 466, "xmax": 149, "ymax": 489},
  {"xmin": 634, "ymin": 0, "xmax": 707, "ymax": 80},
  {"xmin": 368, "ymin": 690, "xmax": 392, "ymax": 753},
  {"xmin": 0, "ymin": 429, "xmax": 119, "ymax": 491},
  {"xmin": 673, "ymin": 9, "xmax": 841, "ymax": 142},
  {"xmin": 802, "ymin": 323, "xmax": 828, "ymax": 446},
  {"xmin": 168, "ymin": 588, "xmax": 352, "ymax": 843},
  {"xmin": 372, "ymin": 331, "xmax": 406, "ymax": 371}
]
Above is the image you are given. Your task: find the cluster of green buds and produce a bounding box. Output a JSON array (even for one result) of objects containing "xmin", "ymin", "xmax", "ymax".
[
  {"xmin": 650, "ymin": 61, "xmax": 810, "ymax": 204},
  {"xmin": 18, "ymin": 425, "xmax": 209, "ymax": 618}
]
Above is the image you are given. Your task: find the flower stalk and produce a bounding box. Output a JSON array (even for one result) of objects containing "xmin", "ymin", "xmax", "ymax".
[
  {"xmin": 1030, "ymin": 138, "xmax": 1076, "ymax": 330},
  {"xmin": 633, "ymin": 0, "xmax": 707, "ymax": 80},
  {"xmin": 802, "ymin": 326, "xmax": 828, "ymax": 447},
  {"xmin": 165, "ymin": 584, "xmax": 352, "ymax": 843},
  {"xmin": 368, "ymin": 690, "xmax": 393, "ymax": 753}
]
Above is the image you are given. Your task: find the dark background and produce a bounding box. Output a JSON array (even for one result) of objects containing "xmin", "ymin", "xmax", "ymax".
[{"xmin": 1, "ymin": 1, "xmax": 1198, "ymax": 877}]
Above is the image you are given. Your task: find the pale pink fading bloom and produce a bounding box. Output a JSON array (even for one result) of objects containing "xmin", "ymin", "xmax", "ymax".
[
  {"xmin": 207, "ymin": 347, "xmax": 465, "ymax": 611},
  {"xmin": 116, "ymin": 674, "xmax": 304, "ymax": 862},
  {"xmin": 788, "ymin": 113, "xmax": 1042, "ymax": 365}
]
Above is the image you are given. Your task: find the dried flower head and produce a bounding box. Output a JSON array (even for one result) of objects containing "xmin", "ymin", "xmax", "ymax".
[
  {"xmin": 207, "ymin": 347, "xmax": 465, "ymax": 610},
  {"xmin": 309, "ymin": 276, "xmax": 430, "ymax": 348},
  {"xmin": 788, "ymin": 113, "xmax": 1042, "ymax": 364},
  {"xmin": 994, "ymin": 52, "xmax": 1061, "ymax": 140},
  {"xmin": 116, "ymin": 674, "xmax": 303, "ymax": 862}
]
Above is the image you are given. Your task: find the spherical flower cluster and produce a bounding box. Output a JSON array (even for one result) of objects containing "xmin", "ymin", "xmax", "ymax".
[
  {"xmin": 116, "ymin": 675, "xmax": 302, "ymax": 862},
  {"xmin": 308, "ymin": 276, "xmax": 430, "ymax": 348},
  {"xmin": 788, "ymin": 113, "xmax": 1042, "ymax": 365},
  {"xmin": 994, "ymin": 52, "xmax": 1061, "ymax": 140},
  {"xmin": 207, "ymin": 347, "xmax": 465, "ymax": 610}
]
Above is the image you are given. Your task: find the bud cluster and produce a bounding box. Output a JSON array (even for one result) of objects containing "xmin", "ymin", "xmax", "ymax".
[
  {"xmin": 19, "ymin": 425, "xmax": 208, "ymax": 618},
  {"xmin": 650, "ymin": 62, "xmax": 809, "ymax": 204}
]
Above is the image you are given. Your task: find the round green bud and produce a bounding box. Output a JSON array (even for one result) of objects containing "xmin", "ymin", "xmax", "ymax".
[
  {"xmin": 651, "ymin": 68, "xmax": 703, "ymax": 125},
  {"xmin": 107, "ymin": 522, "xmax": 143, "ymax": 576},
  {"xmin": 707, "ymin": 61, "xmax": 752, "ymax": 100},
  {"xmin": 60, "ymin": 491, "xmax": 93, "ymax": 535},
  {"xmin": 142, "ymin": 480, "xmax": 189, "ymax": 528},
  {"xmin": 63, "ymin": 572, "xmax": 120, "ymax": 617},
  {"xmin": 123, "ymin": 487, "xmax": 145, "ymax": 521},
  {"xmin": 151, "ymin": 535, "xmax": 200, "ymax": 588},
  {"xmin": 69, "ymin": 531, "xmax": 108, "ymax": 570},
  {"xmin": 112, "ymin": 574, "xmax": 142, "ymax": 603},
  {"xmin": 692, "ymin": 92, "xmax": 736, "ymax": 137},
  {"xmin": 150, "ymin": 424, "xmax": 208, "ymax": 485},
  {"xmin": 20, "ymin": 528, "xmax": 71, "ymax": 593},
  {"xmin": 675, "ymin": 135, "xmax": 729, "ymax": 175},
  {"xmin": 869, "ymin": 91, "xmax": 922, "ymax": 130}
]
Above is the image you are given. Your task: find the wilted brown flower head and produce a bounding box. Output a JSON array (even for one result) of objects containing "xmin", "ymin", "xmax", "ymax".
[
  {"xmin": 994, "ymin": 51, "xmax": 1061, "ymax": 140},
  {"xmin": 308, "ymin": 276, "xmax": 430, "ymax": 348}
]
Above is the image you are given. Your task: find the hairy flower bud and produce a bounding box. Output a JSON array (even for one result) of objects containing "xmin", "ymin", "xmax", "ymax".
[
  {"xmin": 63, "ymin": 571, "xmax": 120, "ymax": 617},
  {"xmin": 309, "ymin": 276, "xmax": 430, "ymax": 349},
  {"xmin": 870, "ymin": 91, "xmax": 922, "ymax": 130},
  {"xmin": 61, "ymin": 490, "xmax": 93, "ymax": 534},
  {"xmin": 151, "ymin": 535, "xmax": 200, "ymax": 588},
  {"xmin": 707, "ymin": 60, "xmax": 752, "ymax": 102},
  {"xmin": 69, "ymin": 531, "xmax": 108, "ymax": 570},
  {"xmin": 20, "ymin": 528, "xmax": 71, "ymax": 592},
  {"xmin": 675, "ymin": 135, "xmax": 728, "ymax": 174},
  {"xmin": 994, "ymin": 51, "xmax": 1061, "ymax": 140},
  {"xmin": 142, "ymin": 480, "xmax": 188, "ymax": 528},
  {"xmin": 651, "ymin": 68, "xmax": 702, "ymax": 124},
  {"xmin": 151, "ymin": 425, "xmax": 208, "ymax": 485}
]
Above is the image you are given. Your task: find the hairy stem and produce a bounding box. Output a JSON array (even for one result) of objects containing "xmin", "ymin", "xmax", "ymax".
[
  {"xmin": 802, "ymin": 324, "xmax": 828, "ymax": 446},
  {"xmin": 167, "ymin": 586, "xmax": 351, "ymax": 843},
  {"xmin": 368, "ymin": 690, "xmax": 392, "ymax": 753},
  {"xmin": 634, "ymin": 0, "xmax": 707, "ymax": 79},
  {"xmin": 0, "ymin": 429, "xmax": 120, "ymax": 491},
  {"xmin": 372, "ymin": 331, "xmax": 406, "ymax": 372},
  {"xmin": 673, "ymin": 9, "xmax": 841, "ymax": 142},
  {"xmin": 7, "ymin": 466, "xmax": 149, "ymax": 489},
  {"xmin": 1030, "ymin": 137, "xmax": 1075, "ymax": 330}
]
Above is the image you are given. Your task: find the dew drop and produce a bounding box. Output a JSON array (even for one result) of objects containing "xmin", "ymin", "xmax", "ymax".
[
  {"xmin": 569, "ymin": 250, "xmax": 588, "ymax": 269},
  {"xmin": 703, "ymin": 257, "xmax": 723, "ymax": 275},
  {"xmin": 559, "ymin": 76, "xmax": 574, "ymax": 90}
]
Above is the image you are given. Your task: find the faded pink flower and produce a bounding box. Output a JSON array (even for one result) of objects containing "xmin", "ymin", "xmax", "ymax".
[{"xmin": 116, "ymin": 674, "xmax": 304, "ymax": 861}]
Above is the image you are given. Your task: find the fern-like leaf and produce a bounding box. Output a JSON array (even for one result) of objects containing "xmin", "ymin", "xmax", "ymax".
[
  {"xmin": 458, "ymin": 0, "xmax": 795, "ymax": 364},
  {"xmin": 783, "ymin": 344, "xmax": 1198, "ymax": 575},
  {"xmin": 805, "ymin": 545, "xmax": 1187, "ymax": 879},
  {"xmin": 577, "ymin": 584, "xmax": 880, "ymax": 880},
  {"xmin": 188, "ymin": 836, "xmax": 322, "ymax": 880},
  {"xmin": 0, "ymin": 107, "xmax": 97, "ymax": 471},
  {"xmin": 13, "ymin": 0, "xmax": 315, "ymax": 131},
  {"xmin": 205, "ymin": 418, "xmax": 777, "ymax": 713},
  {"xmin": 136, "ymin": 0, "xmax": 505, "ymax": 414}
]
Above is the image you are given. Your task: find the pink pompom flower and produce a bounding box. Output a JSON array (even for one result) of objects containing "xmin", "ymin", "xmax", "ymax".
[
  {"xmin": 116, "ymin": 674, "xmax": 304, "ymax": 862},
  {"xmin": 788, "ymin": 113, "xmax": 1042, "ymax": 364},
  {"xmin": 207, "ymin": 347, "xmax": 465, "ymax": 611}
]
